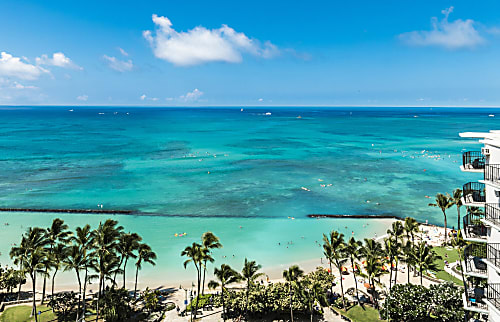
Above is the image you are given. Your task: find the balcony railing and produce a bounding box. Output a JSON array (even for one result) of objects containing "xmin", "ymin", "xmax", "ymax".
[
  {"xmin": 485, "ymin": 164, "xmax": 500, "ymax": 184},
  {"xmin": 463, "ymin": 210, "xmax": 487, "ymax": 240},
  {"xmin": 485, "ymin": 204, "xmax": 500, "ymax": 227},
  {"xmin": 464, "ymin": 244, "xmax": 487, "ymax": 276},
  {"xmin": 462, "ymin": 151, "xmax": 485, "ymax": 171},
  {"xmin": 487, "ymin": 243, "xmax": 500, "ymax": 269},
  {"xmin": 487, "ymin": 283, "xmax": 500, "ymax": 311},
  {"xmin": 463, "ymin": 182, "xmax": 486, "ymax": 204}
]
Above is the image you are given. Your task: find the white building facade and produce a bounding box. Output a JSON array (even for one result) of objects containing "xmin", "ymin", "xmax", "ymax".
[{"xmin": 460, "ymin": 131, "xmax": 500, "ymax": 321}]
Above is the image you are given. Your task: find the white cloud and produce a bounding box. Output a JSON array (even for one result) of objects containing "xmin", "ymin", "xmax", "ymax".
[
  {"xmin": 143, "ymin": 14, "xmax": 279, "ymax": 66},
  {"xmin": 258, "ymin": 98, "xmax": 264, "ymax": 102},
  {"xmin": 140, "ymin": 94, "xmax": 147, "ymax": 100},
  {"xmin": 36, "ymin": 52, "xmax": 82, "ymax": 70},
  {"xmin": 76, "ymin": 94, "xmax": 88, "ymax": 101},
  {"xmin": 103, "ymin": 55, "xmax": 134, "ymax": 72},
  {"xmin": 0, "ymin": 78, "xmax": 37, "ymax": 89},
  {"xmin": 180, "ymin": 88, "xmax": 203, "ymax": 101},
  {"xmin": 399, "ymin": 7, "xmax": 484, "ymax": 49},
  {"xmin": 0, "ymin": 52, "xmax": 49, "ymax": 80},
  {"xmin": 118, "ymin": 47, "xmax": 129, "ymax": 56},
  {"xmin": 11, "ymin": 81, "xmax": 37, "ymax": 89}
]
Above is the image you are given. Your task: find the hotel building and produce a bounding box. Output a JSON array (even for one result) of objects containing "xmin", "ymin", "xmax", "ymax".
[{"xmin": 460, "ymin": 131, "xmax": 500, "ymax": 321}]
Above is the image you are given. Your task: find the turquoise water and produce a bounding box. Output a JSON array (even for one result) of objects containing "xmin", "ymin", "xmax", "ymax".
[{"xmin": 0, "ymin": 106, "xmax": 495, "ymax": 285}]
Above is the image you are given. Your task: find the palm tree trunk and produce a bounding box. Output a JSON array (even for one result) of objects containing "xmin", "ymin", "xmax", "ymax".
[
  {"xmin": 31, "ymin": 273, "xmax": 37, "ymax": 322},
  {"xmin": 41, "ymin": 268, "xmax": 47, "ymax": 305},
  {"xmin": 457, "ymin": 207, "xmax": 461, "ymax": 230},
  {"xmin": 329, "ymin": 261, "xmax": 333, "ymax": 297},
  {"xmin": 443, "ymin": 211, "xmax": 448, "ymax": 244},
  {"xmin": 195, "ymin": 267, "xmax": 201, "ymax": 318},
  {"xmin": 245, "ymin": 280, "xmax": 249, "ymax": 320},
  {"xmin": 394, "ymin": 260, "xmax": 398, "ymax": 286},
  {"xmin": 96, "ymin": 274, "xmax": 103, "ymax": 321},
  {"xmin": 17, "ymin": 274, "xmax": 22, "ymax": 302},
  {"xmin": 82, "ymin": 268, "xmax": 88, "ymax": 320},
  {"xmin": 75, "ymin": 270, "xmax": 81, "ymax": 321},
  {"xmin": 123, "ymin": 256, "xmax": 128, "ymax": 289},
  {"xmin": 134, "ymin": 265, "xmax": 139, "ymax": 298},
  {"xmin": 351, "ymin": 258, "xmax": 361, "ymax": 306},
  {"xmin": 202, "ymin": 264, "xmax": 207, "ymax": 295},
  {"xmin": 222, "ymin": 285, "xmax": 226, "ymax": 322},
  {"xmin": 420, "ymin": 270, "xmax": 423, "ymax": 286},
  {"xmin": 337, "ymin": 260, "xmax": 346, "ymax": 309},
  {"xmin": 50, "ymin": 268, "xmax": 58, "ymax": 312},
  {"xmin": 389, "ymin": 258, "xmax": 393, "ymax": 290},
  {"xmin": 289, "ymin": 283, "xmax": 294, "ymax": 322}
]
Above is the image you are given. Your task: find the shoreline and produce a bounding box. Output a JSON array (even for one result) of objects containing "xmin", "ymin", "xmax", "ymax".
[{"xmin": 12, "ymin": 217, "xmax": 452, "ymax": 294}]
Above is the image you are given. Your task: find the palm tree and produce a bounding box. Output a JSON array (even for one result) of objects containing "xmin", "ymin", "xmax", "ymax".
[
  {"xmin": 299, "ymin": 281, "xmax": 328, "ymax": 322},
  {"xmin": 115, "ymin": 232, "xmax": 142, "ymax": 288},
  {"xmin": 401, "ymin": 240, "xmax": 414, "ymax": 284},
  {"xmin": 41, "ymin": 218, "xmax": 71, "ymax": 304},
  {"xmin": 241, "ymin": 258, "xmax": 264, "ymax": 320},
  {"xmin": 208, "ymin": 264, "xmax": 241, "ymax": 321},
  {"xmin": 344, "ymin": 237, "xmax": 362, "ymax": 305},
  {"xmin": 450, "ymin": 188, "xmax": 463, "ymax": 231},
  {"xmin": 71, "ymin": 224, "xmax": 93, "ymax": 318},
  {"xmin": 323, "ymin": 230, "xmax": 347, "ymax": 309},
  {"xmin": 283, "ymin": 265, "xmax": 304, "ymax": 322},
  {"xmin": 403, "ymin": 217, "xmax": 419, "ymax": 248},
  {"xmin": 429, "ymin": 193, "xmax": 453, "ymax": 243},
  {"xmin": 451, "ymin": 230, "xmax": 468, "ymax": 289},
  {"xmin": 48, "ymin": 243, "xmax": 68, "ymax": 302},
  {"xmin": 63, "ymin": 244, "xmax": 85, "ymax": 319},
  {"xmin": 383, "ymin": 237, "xmax": 399, "ymax": 291},
  {"xmin": 201, "ymin": 232, "xmax": 222, "ymax": 295},
  {"xmin": 411, "ymin": 242, "xmax": 441, "ymax": 285},
  {"xmin": 134, "ymin": 243, "xmax": 157, "ymax": 298},
  {"xmin": 10, "ymin": 228, "xmax": 47, "ymax": 303},
  {"xmin": 99, "ymin": 252, "xmax": 123, "ymax": 289},
  {"xmin": 361, "ymin": 255, "xmax": 387, "ymax": 309},
  {"xmin": 10, "ymin": 236, "xmax": 28, "ymax": 302},
  {"xmin": 181, "ymin": 242, "xmax": 203, "ymax": 320},
  {"xmin": 388, "ymin": 221, "xmax": 404, "ymax": 285},
  {"xmin": 23, "ymin": 246, "xmax": 49, "ymax": 322},
  {"xmin": 90, "ymin": 219, "xmax": 123, "ymax": 321}
]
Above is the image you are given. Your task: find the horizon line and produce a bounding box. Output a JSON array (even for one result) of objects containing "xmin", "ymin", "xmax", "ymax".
[{"xmin": 3, "ymin": 104, "xmax": 500, "ymax": 109}]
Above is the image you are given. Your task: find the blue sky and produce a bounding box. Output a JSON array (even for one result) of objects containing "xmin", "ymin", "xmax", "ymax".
[{"xmin": 1, "ymin": 0, "xmax": 500, "ymax": 106}]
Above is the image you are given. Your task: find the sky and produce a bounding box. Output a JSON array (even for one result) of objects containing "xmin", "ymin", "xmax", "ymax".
[{"xmin": 1, "ymin": 0, "xmax": 500, "ymax": 107}]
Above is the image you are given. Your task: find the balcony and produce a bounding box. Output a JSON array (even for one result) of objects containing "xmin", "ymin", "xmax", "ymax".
[
  {"xmin": 485, "ymin": 164, "xmax": 500, "ymax": 186},
  {"xmin": 487, "ymin": 243, "xmax": 500, "ymax": 271},
  {"xmin": 461, "ymin": 151, "xmax": 485, "ymax": 172},
  {"xmin": 463, "ymin": 244, "xmax": 487, "ymax": 277},
  {"xmin": 462, "ymin": 182, "xmax": 486, "ymax": 207},
  {"xmin": 463, "ymin": 210, "xmax": 487, "ymax": 242},
  {"xmin": 486, "ymin": 283, "xmax": 500, "ymax": 312},
  {"xmin": 463, "ymin": 285, "xmax": 488, "ymax": 314},
  {"xmin": 484, "ymin": 204, "xmax": 500, "ymax": 228}
]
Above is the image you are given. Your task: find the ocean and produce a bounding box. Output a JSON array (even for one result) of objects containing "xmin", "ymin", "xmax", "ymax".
[{"xmin": 0, "ymin": 106, "xmax": 494, "ymax": 286}]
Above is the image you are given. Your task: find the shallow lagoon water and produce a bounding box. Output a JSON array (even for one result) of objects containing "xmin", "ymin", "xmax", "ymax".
[{"xmin": 0, "ymin": 106, "xmax": 495, "ymax": 286}]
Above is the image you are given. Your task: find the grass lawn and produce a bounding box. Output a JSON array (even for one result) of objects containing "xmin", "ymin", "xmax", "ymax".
[
  {"xmin": 333, "ymin": 305, "xmax": 385, "ymax": 322},
  {"xmin": 0, "ymin": 305, "xmax": 56, "ymax": 322},
  {"xmin": 345, "ymin": 305, "xmax": 384, "ymax": 322},
  {"xmin": 429, "ymin": 246, "xmax": 462, "ymax": 285}
]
